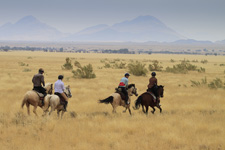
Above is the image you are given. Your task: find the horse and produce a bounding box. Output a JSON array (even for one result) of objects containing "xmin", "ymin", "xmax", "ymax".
[
  {"xmin": 99, "ymin": 84, "xmax": 138, "ymax": 115},
  {"xmin": 42, "ymin": 85, "xmax": 72, "ymax": 118},
  {"xmin": 133, "ymin": 85, "xmax": 164, "ymax": 115},
  {"xmin": 21, "ymin": 83, "xmax": 53, "ymax": 116}
]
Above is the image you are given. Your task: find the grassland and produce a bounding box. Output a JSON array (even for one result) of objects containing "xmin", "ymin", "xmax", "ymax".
[{"xmin": 0, "ymin": 51, "xmax": 224, "ymax": 150}]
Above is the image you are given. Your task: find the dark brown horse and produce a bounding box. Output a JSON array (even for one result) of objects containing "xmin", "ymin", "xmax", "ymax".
[{"xmin": 133, "ymin": 85, "xmax": 164, "ymax": 114}]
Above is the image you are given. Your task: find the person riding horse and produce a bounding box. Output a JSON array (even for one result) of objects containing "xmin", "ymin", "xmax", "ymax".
[
  {"xmin": 118, "ymin": 73, "xmax": 130, "ymax": 105},
  {"xmin": 54, "ymin": 75, "xmax": 68, "ymax": 111},
  {"xmin": 32, "ymin": 68, "xmax": 46, "ymax": 106},
  {"xmin": 147, "ymin": 72, "xmax": 159, "ymax": 103}
]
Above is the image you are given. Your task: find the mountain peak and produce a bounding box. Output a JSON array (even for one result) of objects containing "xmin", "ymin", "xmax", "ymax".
[{"xmin": 16, "ymin": 15, "xmax": 39, "ymax": 24}]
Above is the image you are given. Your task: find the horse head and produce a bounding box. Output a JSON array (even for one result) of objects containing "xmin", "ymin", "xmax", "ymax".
[
  {"xmin": 44, "ymin": 83, "xmax": 53, "ymax": 94},
  {"xmin": 157, "ymin": 85, "xmax": 164, "ymax": 98},
  {"xmin": 64, "ymin": 85, "xmax": 72, "ymax": 98},
  {"xmin": 128, "ymin": 84, "xmax": 138, "ymax": 96}
]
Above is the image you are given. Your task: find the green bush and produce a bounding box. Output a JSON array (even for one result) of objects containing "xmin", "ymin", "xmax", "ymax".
[
  {"xmin": 208, "ymin": 78, "xmax": 224, "ymax": 89},
  {"xmin": 104, "ymin": 63, "xmax": 111, "ymax": 68},
  {"xmin": 23, "ymin": 68, "xmax": 31, "ymax": 72},
  {"xmin": 72, "ymin": 61, "xmax": 96, "ymax": 78},
  {"xmin": 128, "ymin": 61, "xmax": 147, "ymax": 76},
  {"xmin": 113, "ymin": 62, "xmax": 126, "ymax": 69},
  {"xmin": 170, "ymin": 59, "xmax": 175, "ymax": 63},
  {"xmin": 165, "ymin": 61, "xmax": 198, "ymax": 74},
  {"xmin": 62, "ymin": 57, "xmax": 73, "ymax": 70},
  {"xmin": 18, "ymin": 62, "xmax": 28, "ymax": 66},
  {"xmin": 201, "ymin": 59, "xmax": 208, "ymax": 64},
  {"xmin": 148, "ymin": 60, "xmax": 163, "ymax": 71},
  {"xmin": 197, "ymin": 67, "xmax": 206, "ymax": 73},
  {"xmin": 190, "ymin": 77, "xmax": 207, "ymax": 87}
]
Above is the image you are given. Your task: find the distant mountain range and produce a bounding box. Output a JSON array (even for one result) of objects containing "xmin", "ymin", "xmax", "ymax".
[{"xmin": 0, "ymin": 15, "xmax": 224, "ymax": 43}]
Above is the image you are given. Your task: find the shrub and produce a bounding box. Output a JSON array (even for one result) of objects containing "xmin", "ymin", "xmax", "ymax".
[
  {"xmin": 104, "ymin": 63, "xmax": 111, "ymax": 68},
  {"xmin": 23, "ymin": 68, "xmax": 31, "ymax": 72},
  {"xmin": 190, "ymin": 77, "xmax": 207, "ymax": 87},
  {"xmin": 113, "ymin": 62, "xmax": 126, "ymax": 69},
  {"xmin": 208, "ymin": 78, "xmax": 224, "ymax": 89},
  {"xmin": 18, "ymin": 62, "xmax": 28, "ymax": 66},
  {"xmin": 128, "ymin": 61, "xmax": 147, "ymax": 76},
  {"xmin": 165, "ymin": 61, "xmax": 198, "ymax": 74},
  {"xmin": 148, "ymin": 60, "xmax": 163, "ymax": 71},
  {"xmin": 201, "ymin": 59, "xmax": 208, "ymax": 64},
  {"xmin": 219, "ymin": 64, "xmax": 225, "ymax": 66},
  {"xmin": 72, "ymin": 61, "xmax": 96, "ymax": 78},
  {"xmin": 197, "ymin": 67, "xmax": 206, "ymax": 73},
  {"xmin": 62, "ymin": 57, "xmax": 73, "ymax": 70},
  {"xmin": 170, "ymin": 59, "xmax": 175, "ymax": 63}
]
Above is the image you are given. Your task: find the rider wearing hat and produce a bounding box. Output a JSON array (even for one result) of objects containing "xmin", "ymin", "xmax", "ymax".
[
  {"xmin": 118, "ymin": 73, "xmax": 130, "ymax": 105},
  {"xmin": 54, "ymin": 75, "xmax": 68, "ymax": 111},
  {"xmin": 147, "ymin": 72, "xmax": 158, "ymax": 102},
  {"xmin": 32, "ymin": 68, "xmax": 47, "ymax": 105}
]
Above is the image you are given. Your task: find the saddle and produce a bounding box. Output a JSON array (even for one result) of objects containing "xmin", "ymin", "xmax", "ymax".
[
  {"xmin": 146, "ymin": 91, "xmax": 156, "ymax": 101},
  {"xmin": 115, "ymin": 88, "xmax": 126, "ymax": 100},
  {"xmin": 33, "ymin": 90, "xmax": 44, "ymax": 99}
]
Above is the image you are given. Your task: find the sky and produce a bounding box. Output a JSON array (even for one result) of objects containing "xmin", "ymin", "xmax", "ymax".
[{"xmin": 0, "ymin": 0, "xmax": 225, "ymax": 42}]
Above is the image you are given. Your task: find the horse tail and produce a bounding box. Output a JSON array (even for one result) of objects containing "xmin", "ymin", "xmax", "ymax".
[
  {"xmin": 21, "ymin": 97, "xmax": 27, "ymax": 108},
  {"xmin": 99, "ymin": 96, "xmax": 113, "ymax": 104},
  {"xmin": 133, "ymin": 95, "xmax": 142, "ymax": 110}
]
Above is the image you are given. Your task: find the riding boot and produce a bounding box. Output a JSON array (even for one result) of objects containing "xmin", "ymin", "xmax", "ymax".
[
  {"xmin": 64, "ymin": 101, "xmax": 68, "ymax": 111},
  {"xmin": 125, "ymin": 96, "xmax": 130, "ymax": 105}
]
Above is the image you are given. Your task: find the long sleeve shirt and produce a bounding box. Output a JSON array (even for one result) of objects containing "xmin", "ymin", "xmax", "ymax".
[
  {"xmin": 119, "ymin": 77, "xmax": 129, "ymax": 87},
  {"xmin": 54, "ymin": 80, "xmax": 65, "ymax": 93}
]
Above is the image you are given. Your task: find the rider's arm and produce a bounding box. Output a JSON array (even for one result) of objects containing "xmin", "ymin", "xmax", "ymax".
[{"xmin": 41, "ymin": 75, "xmax": 45, "ymax": 86}]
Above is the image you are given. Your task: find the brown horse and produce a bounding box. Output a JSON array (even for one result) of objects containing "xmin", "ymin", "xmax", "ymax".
[
  {"xmin": 133, "ymin": 85, "xmax": 164, "ymax": 114},
  {"xmin": 21, "ymin": 83, "xmax": 53, "ymax": 116},
  {"xmin": 99, "ymin": 84, "xmax": 138, "ymax": 115},
  {"xmin": 42, "ymin": 85, "xmax": 72, "ymax": 118}
]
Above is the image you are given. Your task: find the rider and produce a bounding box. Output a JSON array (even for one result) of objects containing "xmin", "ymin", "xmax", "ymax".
[
  {"xmin": 54, "ymin": 75, "xmax": 68, "ymax": 111},
  {"xmin": 32, "ymin": 68, "xmax": 46, "ymax": 106},
  {"xmin": 147, "ymin": 72, "xmax": 158, "ymax": 103},
  {"xmin": 118, "ymin": 73, "xmax": 130, "ymax": 105}
]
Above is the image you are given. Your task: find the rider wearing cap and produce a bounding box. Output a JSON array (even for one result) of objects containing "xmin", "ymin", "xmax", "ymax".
[
  {"xmin": 54, "ymin": 75, "xmax": 68, "ymax": 111},
  {"xmin": 147, "ymin": 72, "xmax": 158, "ymax": 102},
  {"xmin": 118, "ymin": 73, "xmax": 130, "ymax": 105},
  {"xmin": 32, "ymin": 68, "xmax": 47, "ymax": 105}
]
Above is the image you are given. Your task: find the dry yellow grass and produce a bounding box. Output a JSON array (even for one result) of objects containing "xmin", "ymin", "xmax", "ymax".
[{"xmin": 0, "ymin": 51, "xmax": 225, "ymax": 150}]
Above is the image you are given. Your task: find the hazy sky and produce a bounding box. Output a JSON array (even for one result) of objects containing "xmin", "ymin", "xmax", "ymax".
[{"xmin": 0, "ymin": 0, "xmax": 224, "ymax": 41}]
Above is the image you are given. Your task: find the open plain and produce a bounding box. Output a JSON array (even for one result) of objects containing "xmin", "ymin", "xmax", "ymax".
[{"xmin": 0, "ymin": 51, "xmax": 224, "ymax": 150}]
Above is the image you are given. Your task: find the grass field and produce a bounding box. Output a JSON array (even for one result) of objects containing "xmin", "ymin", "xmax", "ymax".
[{"xmin": 0, "ymin": 51, "xmax": 224, "ymax": 150}]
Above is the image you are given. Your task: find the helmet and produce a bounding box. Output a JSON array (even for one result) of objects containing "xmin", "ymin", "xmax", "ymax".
[
  {"xmin": 124, "ymin": 73, "xmax": 130, "ymax": 76},
  {"xmin": 151, "ymin": 72, "xmax": 156, "ymax": 76},
  {"xmin": 58, "ymin": 75, "xmax": 64, "ymax": 80},
  {"xmin": 39, "ymin": 68, "xmax": 44, "ymax": 73}
]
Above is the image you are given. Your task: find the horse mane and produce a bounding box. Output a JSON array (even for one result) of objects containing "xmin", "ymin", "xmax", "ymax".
[
  {"xmin": 128, "ymin": 84, "xmax": 135, "ymax": 89},
  {"xmin": 158, "ymin": 85, "xmax": 164, "ymax": 88}
]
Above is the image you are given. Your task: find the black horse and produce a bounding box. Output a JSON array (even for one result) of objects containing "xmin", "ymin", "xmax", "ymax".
[{"xmin": 133, "ymin": 85, "xmax": 164, "ymax": 114}]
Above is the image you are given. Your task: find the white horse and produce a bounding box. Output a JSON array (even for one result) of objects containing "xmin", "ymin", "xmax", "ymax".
[
  {"xmin": 99, "ymin": 84, "xmax": 138, "ymax": 115},
  {"xmin": 43, "ymin": 85, "xmax": 72, "ymax": 118},
  {"xmin": 21, "ymin": 83, "xmax": 53, "ymax": 116}
]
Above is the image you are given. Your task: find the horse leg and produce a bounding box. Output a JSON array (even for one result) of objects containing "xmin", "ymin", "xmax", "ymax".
[
  {"xmin": 57, "ymin": 110, "xmax": 61, "ymax": 118},
  {"xmin": 151, "ymin": 107, "xmax": 155, "ymax": 114},
  {"xmin": 123, "ymin": 107, "xmax": 127, "ymax": 113},
  {"xmin": 145, "ymin": 106, "xmax": 149, "ymax": 115},
  {"xmin": 33, "ymin": 105, "xmax": 38, "ymax": 117},
  {"xmin": 142, "ymin": 105, "xmax": 146, "ymax": 113},
  {"xmin": 26, "ymin": 102, "xmax": 30, "ymax": 115},
  {"xmin": 156, "ymin": 105, "xmax": 162, "ymax": 113},
  {"xmin": 112, "ymin": 105, "xmax": 117, "ymax": 114},
  {"xmin": 61, "ymin": 111, "xmax": 65, "ymax": 119},
  {"xmin": 128, "ymin": 107, "xmax": 132, "ymax": 115}
]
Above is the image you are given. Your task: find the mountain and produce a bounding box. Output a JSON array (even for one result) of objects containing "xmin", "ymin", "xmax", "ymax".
[
  {"xmin": 0, "ymin": 15, "xmax": 65, "ymax": 41},
  {"xmin": 64, "ymin": 15, "xmax": 184, "ymax": 42},
  {"xmin": 172, "ymin": 39, "xmax": 213, "ymax": 44},
  {"xmin": 215, "ymin": 39, "xmax": 225, "ymax": 44}
]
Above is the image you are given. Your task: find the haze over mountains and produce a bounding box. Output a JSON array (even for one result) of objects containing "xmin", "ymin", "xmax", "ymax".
[{"xmin": 0, "ymin": 15, "xmax": 224, "ymax": 43}]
